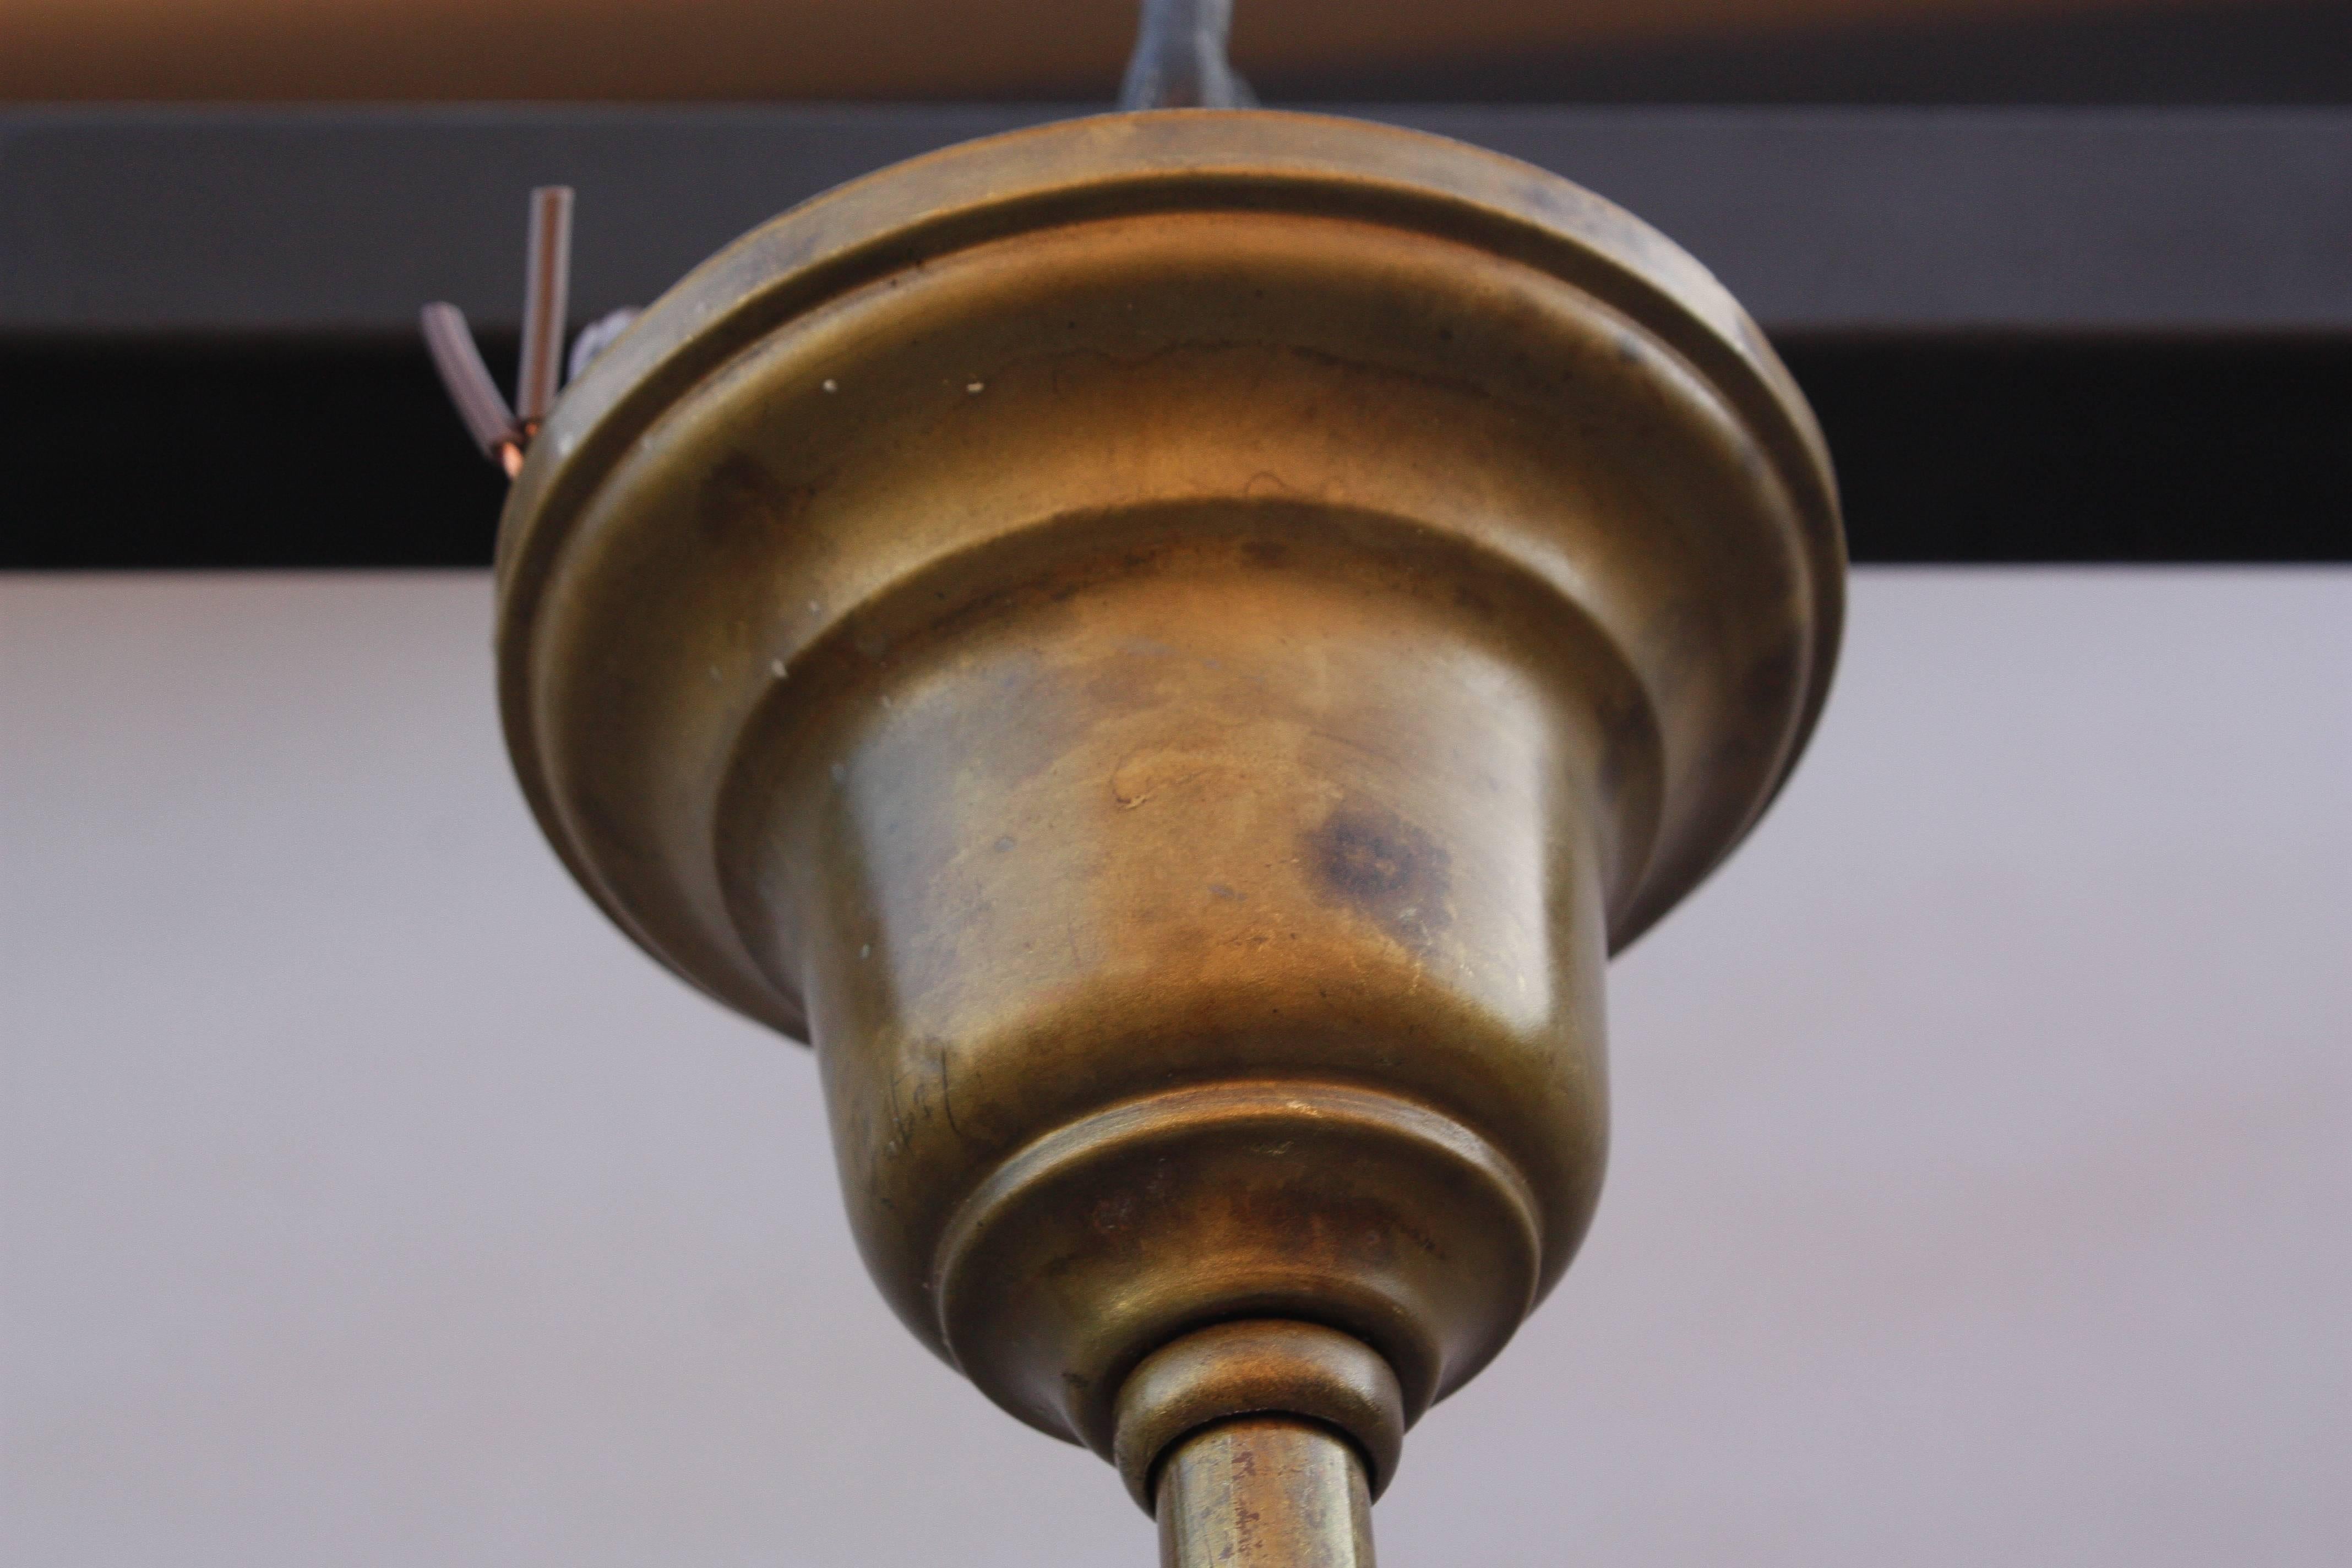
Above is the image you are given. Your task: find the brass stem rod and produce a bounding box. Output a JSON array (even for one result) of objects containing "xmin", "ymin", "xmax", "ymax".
[{"xmin": 1157, "ymin": 1419, "xmax": 1375, "ymax": 1568}]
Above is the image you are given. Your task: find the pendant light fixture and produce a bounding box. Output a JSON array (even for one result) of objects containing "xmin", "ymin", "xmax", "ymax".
[{"xmin": 427, "ymin": 7, "xmax": 1844, "ymax": 1562}]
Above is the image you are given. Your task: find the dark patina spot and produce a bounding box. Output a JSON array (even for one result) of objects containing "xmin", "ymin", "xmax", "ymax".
[
  {"xmin": 1304, "ymin": 803, "xmax": 1453, "ymax": 955},
  {"xmin": 696, "ymin": 451, "xmax": 809, "ymax": 552}
]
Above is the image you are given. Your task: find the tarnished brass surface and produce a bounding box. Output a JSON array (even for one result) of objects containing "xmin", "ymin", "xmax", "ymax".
[
  {"xmin": 1115, "ymin": 1320, "xmax": 1404, "ymax": 1510},
  {"xmin": 493, "ymin": 107, "xmax": 1842, "ymax": 1527},
  {"xmin": 1159, "ymin": 1418, "xmax": 1374, "ymax": 1568}
]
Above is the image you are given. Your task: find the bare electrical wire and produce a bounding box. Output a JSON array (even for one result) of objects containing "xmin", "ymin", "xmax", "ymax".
[
  {"xmin": 1119, "ymin": 0, "xmax": 1255, "ymax": 110},
  {"xmin": 515, "ymin": 186, "xmax": 574, "ymax": 430}
]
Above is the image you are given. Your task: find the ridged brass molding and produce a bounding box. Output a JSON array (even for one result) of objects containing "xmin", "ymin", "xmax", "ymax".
[{"xmin": 494, "ymin": 110, "xmax": 1844, "ymax": 1565}]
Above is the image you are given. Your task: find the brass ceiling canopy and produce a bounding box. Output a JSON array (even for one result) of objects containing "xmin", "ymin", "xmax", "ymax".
[{"xmin": 489, "ymin": 108, "xmax": 1841, "ymax": 1566}]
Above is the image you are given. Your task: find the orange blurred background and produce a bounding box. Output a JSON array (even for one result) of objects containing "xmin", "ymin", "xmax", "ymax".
[{"xmin": 0, "ymin": 0, "xmax": 2330, "ymax": 101}]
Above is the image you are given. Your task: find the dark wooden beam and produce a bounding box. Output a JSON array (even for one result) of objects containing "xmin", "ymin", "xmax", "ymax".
[
  {"xmin": 7, "ymin": 106, "xmax": 2349, "ymax": 335},
  {"xmin": 4, "ymin": 108, "xmax": 2346, "ymax": 565}
]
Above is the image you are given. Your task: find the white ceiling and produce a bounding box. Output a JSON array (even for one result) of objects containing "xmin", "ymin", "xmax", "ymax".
[{"xmin": 3, "ymin": 567, "xmax": 2346, "ymax": 1565}]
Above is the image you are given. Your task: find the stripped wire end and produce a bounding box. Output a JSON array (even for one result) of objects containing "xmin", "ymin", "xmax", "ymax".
[
  {"xmin": 421, "ymin": 300, "xmax": 523, "ymax": 471},
  {"xmin": 420, "ymin": 184, "xmax": 576, "ymax": 481}
]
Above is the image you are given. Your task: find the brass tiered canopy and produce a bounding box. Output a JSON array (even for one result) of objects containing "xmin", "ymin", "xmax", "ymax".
[{"xmin": 455, "ymin": 43, "xmax": 1843, "ymax": 1565}]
